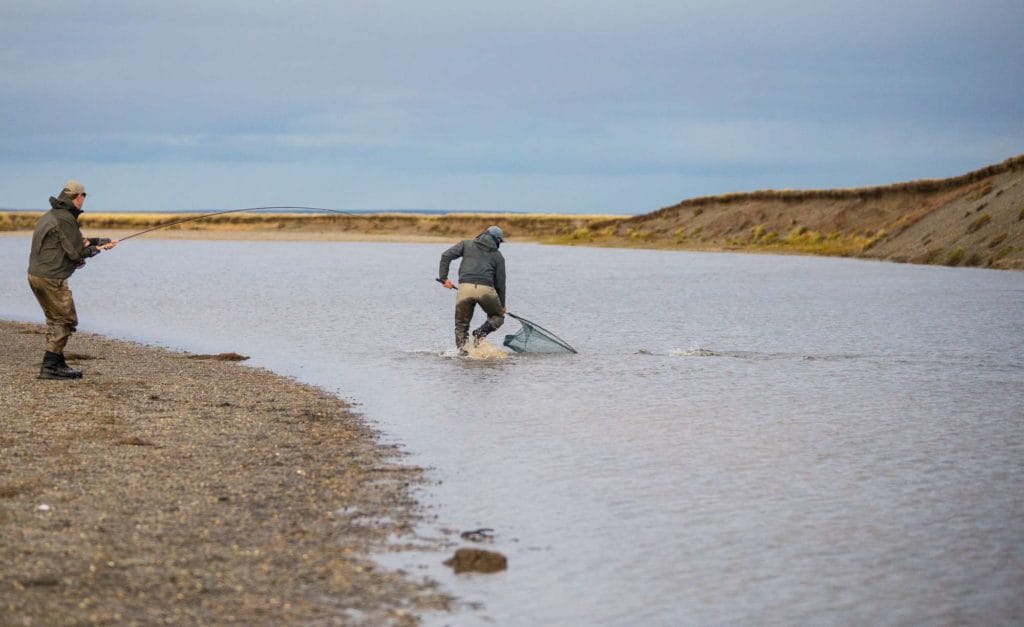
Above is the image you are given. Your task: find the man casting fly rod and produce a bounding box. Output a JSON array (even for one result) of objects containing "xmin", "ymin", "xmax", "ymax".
[{"xmin": 27, "ymin": 180, "xmax": 118, "ymax": 379}]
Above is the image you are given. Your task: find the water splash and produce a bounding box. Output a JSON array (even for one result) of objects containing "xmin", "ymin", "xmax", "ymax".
[
  {"xmin": 670, "ymin": 347, "xmax": 718, "ymax": 357},
  {"xmin": 464, "ymin": 340, "xmax": 509, "ymax": 360},
  {"xmin": 434, "ymin": 341, "xmax": 509, "ymax": 360}
]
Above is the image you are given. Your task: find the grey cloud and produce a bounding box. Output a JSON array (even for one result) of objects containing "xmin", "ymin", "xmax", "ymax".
[{"xmin": 0, "ymin": 0, "xmax": 1021, "ymax": 212}]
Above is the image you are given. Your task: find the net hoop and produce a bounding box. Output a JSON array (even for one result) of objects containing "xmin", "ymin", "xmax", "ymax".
[{"xmin": 506, "ymin": 312, "xmax": 578, "ymax": 354}]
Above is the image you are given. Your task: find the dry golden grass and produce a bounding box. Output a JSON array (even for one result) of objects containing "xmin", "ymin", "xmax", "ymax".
[
  {"xmin": 634, "ymin": 154, "xmax": 1024, "ymax": 221},
  {"xmin": 0, "ymin": 210, "xmax": 620, "ymax": 244}
]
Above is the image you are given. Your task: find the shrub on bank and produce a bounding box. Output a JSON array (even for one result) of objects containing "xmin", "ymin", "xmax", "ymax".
[
  {"xmin": 988, "ymin": 233, "xmax": 1008, "ymax": 249},
  {"xmin": 966, "ymin": 214, "xmax": 991, "ymax": 234},
  {"xmin": 946, "ymin": 246, "xmax": 965, "ymax": 266}
]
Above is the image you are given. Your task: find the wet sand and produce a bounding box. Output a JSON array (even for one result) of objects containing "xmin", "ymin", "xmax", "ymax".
[{"xmin": 0, "ymin": 320, "xmax": 450, "ymax": 625}]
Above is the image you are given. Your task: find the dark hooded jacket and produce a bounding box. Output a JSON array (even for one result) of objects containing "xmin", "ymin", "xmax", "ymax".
[
  {"xmin": 439, "ymin": 231, "xmax": 506, "ymax": 305},
  {"xmin": 27, "ymin": 196, "xmax": 101, "ymax": 279}
]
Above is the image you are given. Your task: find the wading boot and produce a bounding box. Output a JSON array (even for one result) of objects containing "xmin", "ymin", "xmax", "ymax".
[
  {"xmin": 472, "ymin": 322, "xmax": 496, "ymax": 348},
  {"xmin": 38, "ymin": 351, "xmax": 82, "ymax": 380},
  {"xmin": 455, "ymin": 331, "xmax": 469, "ymax": 355}
]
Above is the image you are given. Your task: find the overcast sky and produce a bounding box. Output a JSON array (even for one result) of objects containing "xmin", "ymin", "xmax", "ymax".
[{"xmin": 1, "ymin": 1, "xmax": 1021, "ymax": 213}]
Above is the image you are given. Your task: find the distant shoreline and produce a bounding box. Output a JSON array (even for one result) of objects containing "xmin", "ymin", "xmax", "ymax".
[
  {"xmin": 2, "ymin": 153, "xmax": 1022, "ymax": 268},
  {"xmin": 0, "ymin": 211, "xmax": 612, "ymax": 246},
  {"xmin": 0, "ymin": 228, "xmax": 460, "ymax": 243}
]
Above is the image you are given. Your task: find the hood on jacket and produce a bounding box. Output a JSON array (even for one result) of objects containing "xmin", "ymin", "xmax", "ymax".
[
  {"xmin": 474, "ymin": 231, "xmax": 501, "ymax": 250},
  {"xmin": 49, "ymin": 195, "xmax": 83, "ymax": 219}
]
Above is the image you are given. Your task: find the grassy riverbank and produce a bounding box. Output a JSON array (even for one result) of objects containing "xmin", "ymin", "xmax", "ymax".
[
  {"xmin": 0, "ymin": 320, "xmax": 449, "ymax": 625},
  {"xmin": 553, "ymin": 154, "xmax": 1024, "ymax": 270},
  {"xmin": 0, "ymin": 211, "xmax": 614, "ymax": 244},
  {"xmin": 2, "ymin": 154, "xmax": 1022, "ymax": 268}
]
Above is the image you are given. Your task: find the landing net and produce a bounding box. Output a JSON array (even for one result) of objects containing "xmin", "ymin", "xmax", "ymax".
[{"xmin": 503, "ymin": 313, "xmax": 578, "ymax": 354}]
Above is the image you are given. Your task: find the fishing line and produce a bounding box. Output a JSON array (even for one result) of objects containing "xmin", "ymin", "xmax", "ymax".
[{"xmin": 116, "ymin": 206, "xmax": 360, "ymax": 241}]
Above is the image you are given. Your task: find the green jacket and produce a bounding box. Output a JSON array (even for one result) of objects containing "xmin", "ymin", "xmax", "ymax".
[
  {"xmin": 27, "ymin": 197, "xmax": 101, "ymax": 279},
  {"xmin": 438, "ymin": 231, "xmax": 507, "ymax": 305}
]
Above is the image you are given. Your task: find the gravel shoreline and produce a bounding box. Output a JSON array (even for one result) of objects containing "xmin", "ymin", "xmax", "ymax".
[{"xmin": 0, "ymin": 320, "xmax": 450, "ymax": 625}]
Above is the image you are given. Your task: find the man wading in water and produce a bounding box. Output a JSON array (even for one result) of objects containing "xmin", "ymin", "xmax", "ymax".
[
  {"xmin": 438, "ymin": 226, "xmax": 507, "ymax": 353},
  {"xmin": 27, "ymin": 180, "xmax": 117, "ymax": 379}
]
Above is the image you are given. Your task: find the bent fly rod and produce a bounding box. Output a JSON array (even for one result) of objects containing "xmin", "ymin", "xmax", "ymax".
[{"xmin": 116, "ymin": 206, "xmax": 360, "ymax": 242}]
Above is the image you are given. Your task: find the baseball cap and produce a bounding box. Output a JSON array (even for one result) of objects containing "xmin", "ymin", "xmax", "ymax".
[{"xmin": 62, "ymin": 180, "xmax": 86, "ymax": 197}]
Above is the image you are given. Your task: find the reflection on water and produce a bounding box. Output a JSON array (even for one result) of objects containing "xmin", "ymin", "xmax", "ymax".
[{"xmin": 2, "ymin": 238, "xmax": 1023, "ymax": 625}]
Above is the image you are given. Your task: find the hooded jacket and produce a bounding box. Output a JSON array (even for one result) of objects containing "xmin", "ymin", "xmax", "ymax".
[
  {"xmin": 27, "ymin": 196, "xmax": 101, "ymax": 279},
  {"xmin": 439, "ymin": 231, "xmax": 507, "ymax": 305}
]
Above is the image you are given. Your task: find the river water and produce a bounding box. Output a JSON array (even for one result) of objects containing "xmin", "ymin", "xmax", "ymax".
[{"xmin": 2, "ymin": 236, "xmax": 1022, "ymax": 625}]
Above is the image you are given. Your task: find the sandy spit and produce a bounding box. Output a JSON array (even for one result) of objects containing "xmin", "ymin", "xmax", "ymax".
[{"xmin": 0, "ymin": 320, "xmax": 450, "ymax": 625}]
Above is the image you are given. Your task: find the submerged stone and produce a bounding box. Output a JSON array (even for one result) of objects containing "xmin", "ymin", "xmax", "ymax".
[{"xmin": 444, "ymin": 548, "xmax": 507, "ymax": 574}]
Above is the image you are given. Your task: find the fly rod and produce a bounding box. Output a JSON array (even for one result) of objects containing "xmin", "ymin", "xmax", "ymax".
[{"xmin": 117, "ymin": 206, "xmax": 360, "ymax": 242}]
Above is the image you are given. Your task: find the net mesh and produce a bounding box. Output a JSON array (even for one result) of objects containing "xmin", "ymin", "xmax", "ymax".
[{"xmin": 502, "ymin": 314, "xmax": 577, "ymax": 354}]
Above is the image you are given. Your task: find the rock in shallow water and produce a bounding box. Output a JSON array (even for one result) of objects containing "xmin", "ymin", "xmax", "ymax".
[
  {"xmin": 443, "ymin": 548, "xmax": 507, "ymax": 574},
  {"xmin": 459, "ymin": 527, "xmax": 494, "ymax": 542}
]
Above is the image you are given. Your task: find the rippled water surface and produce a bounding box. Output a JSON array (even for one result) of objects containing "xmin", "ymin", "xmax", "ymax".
[{"xmin": 3, "ymin": 237, "xmax": 1022, "ymax": 625}]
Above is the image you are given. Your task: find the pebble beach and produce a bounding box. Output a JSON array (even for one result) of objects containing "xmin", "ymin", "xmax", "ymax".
[{"xmin": 0, "ymin": 320, "xmax": 450, "ymax": 625}]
